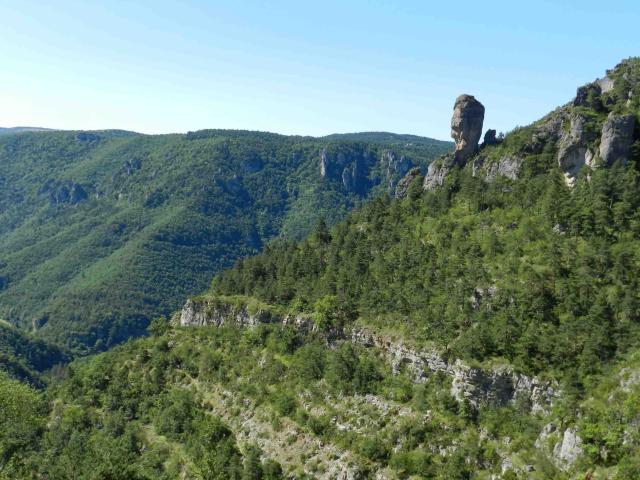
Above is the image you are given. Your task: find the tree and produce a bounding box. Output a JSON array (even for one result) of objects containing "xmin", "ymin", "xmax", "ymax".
[
  {"xmin": 0, "ymin": 372, "xmax": 44, "ymax": 473},
  {"xmin": 313, "ymin": 218, "xmax": 331, "ymax": 245},
  {"xmin": 147, "ymin": 316, "xmax": 170, "ymax": 337},
  {"xmin": 242, "ymin": 444, "xmax": 263, "ymax": 480}
]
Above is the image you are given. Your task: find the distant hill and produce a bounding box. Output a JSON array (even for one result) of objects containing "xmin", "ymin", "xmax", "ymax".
[
  {"xmin": 322, "ymin": 131, "xmax": 447, "ymax": 144},
  {"xmin": 0, "ymin": 128, "xmax": 450, "ymax": 351},
  {"xmin": 0, "ymin": 126, "xmax": 54, "ymax": 135}
]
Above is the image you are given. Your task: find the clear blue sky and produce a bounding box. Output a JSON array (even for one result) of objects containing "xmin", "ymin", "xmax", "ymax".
[{"xmin": 1, "ymin": 0, "xmax": 638, "ymax": 140}]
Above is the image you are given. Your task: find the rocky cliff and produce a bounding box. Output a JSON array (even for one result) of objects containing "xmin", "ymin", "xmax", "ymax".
[
  {"xmin": 179, "ymin": 297, "xmax": 556, "ymax": 414},
  {"xmin": 319, "ymin": 145, "xmax": 419, "ymax": 195}
]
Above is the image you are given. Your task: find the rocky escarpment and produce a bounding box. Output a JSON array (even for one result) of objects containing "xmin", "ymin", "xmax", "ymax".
[
  {"xmin": 351, "ymin": 327, "xmax": 555, "ymax": 414},
  {"xmin": 473, "ymin": 154, "xmax": 523, "ymax": 182},
  {"xmin": 320, "ymin": 146, "xmax": 373, "ymax": 194},
  {"xmin": 180, "ymin": 298, "xmax": 273, "ymax": 327},
  {"xmin": 556, "ymin": 113, "xmax": 596, "ymax": 185},
  {"xmin": 319, "ymin": 146, "xmax": 419, "ymax": 195},
  {"xmin": 179, "ymin": 297, "xmax": 556, "ymax": 413},
  {"xmin": 383, "ymin": 150, "xmax": 413, "ymax": 190},
  {"xmin": 535, "ymin": 423, "xmax": 584, "ymax": 470},
  {"xmin": 180, "ymin": 298, "xmax": 316, "ymax": 332},
  {"xmin": 422, "ymin": 154, "xmax": 455, "ymax": 191}
]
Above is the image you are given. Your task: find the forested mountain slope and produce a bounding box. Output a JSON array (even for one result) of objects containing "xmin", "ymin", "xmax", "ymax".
[{"xmin": 0, "ymin": 129, "xmax": 450, "ymax": 351}]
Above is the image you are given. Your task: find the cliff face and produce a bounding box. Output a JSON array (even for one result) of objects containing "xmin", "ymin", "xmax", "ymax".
[
  {"xmin": 179, "ymin": 297, "xmax": 556, "ymax": 414},
  {"xmin": 350, "ymin": 327, "xmax": 556, "ymax": 414},
  {"xmin": 319, "ymin": 146, "xmax": 419, "ymax": 195}
]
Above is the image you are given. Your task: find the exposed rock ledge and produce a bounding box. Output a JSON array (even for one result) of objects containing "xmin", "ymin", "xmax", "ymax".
[
  {"xmin": 179, "ymin": 298, "xmax": 556, "ymax": 413},
  {"xmin": 351, "ymin": 327, "xmax": 555, "ymax": 414}
]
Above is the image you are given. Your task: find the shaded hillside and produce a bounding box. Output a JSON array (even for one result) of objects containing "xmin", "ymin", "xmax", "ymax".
[
  {"xmin": 0, "ymin": 321, "xmax": 68, "ymax": 387},
  {"xmin": 0, "ymin": 129, "xmax": 450, "ymax": 351}
]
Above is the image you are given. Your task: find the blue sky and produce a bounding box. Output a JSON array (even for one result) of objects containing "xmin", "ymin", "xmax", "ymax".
[{"xmin": 1, "ymin": 0, "xmax": 638, "ymax": 140}]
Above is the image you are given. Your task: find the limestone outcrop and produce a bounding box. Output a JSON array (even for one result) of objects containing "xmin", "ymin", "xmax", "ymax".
[
  {"xmin": 351, "ymin": 328, "xmax": 555, "ymax": 413},
  {"xmin": 557, "ymin": 114, "xmax": 595, "ymax": 183},
  {"xmin": 423, "ymin": 95, "xmax": 485, "ymax": 191},
  {"xmin": 179, "ymin": 298, "xmax": 556, "ymax": 413},
  {"xmin": 599, "ymin": 113, "xmax": 636, "ymax": 165},
  {"xmin": 484, "ymin": 155, "xmax": 523, "ymax": 181},
  {"xmin": 451, "ymin": 94, "xmax": 485, "ymax": 163},
  {"xmin": 319, "ymin": 147, "xmax": 373, "ymax": 194},
  {"xmin": 39, "ymin": 179, "xmax": 88, "ymax": 205},
  {"xmin": 384, "ymin": 150, "xmax": 413, "ymax": 190},
  {"xmin": 179, "ymin": 297, "xmax": 316, "ymax": 332},
  {"xmin": 179, "ymin": 298, "xmax": 282, "ymax": 327},
  {"xmin": 573, "ymin": 82, "xmax": 603, "ymax": 110},
  {"xmin": 553, "ymin": 427, "xmax": 584, "ymax": 468}
]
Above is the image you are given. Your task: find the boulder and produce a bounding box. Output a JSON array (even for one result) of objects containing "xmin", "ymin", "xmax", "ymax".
[
  {"xmin": 599, "ymin": 113, "xmax": 636, "ymax": 165},
  {"xmin": 451, "ymin": 94, "xmax": 485, "ymax": 163},
  {"xmin": 482, "ymin": 129, "xmax": 498, "ymax": 146}
]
